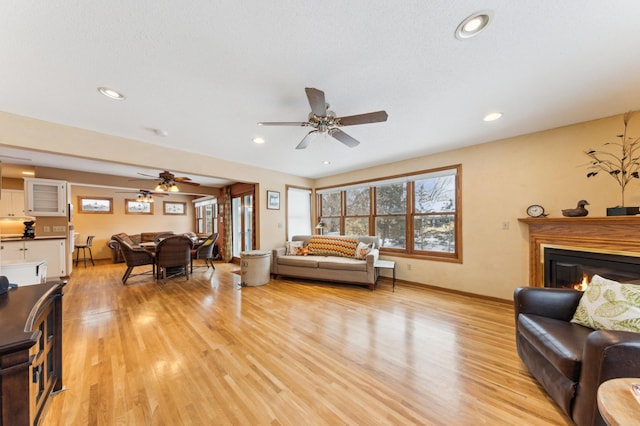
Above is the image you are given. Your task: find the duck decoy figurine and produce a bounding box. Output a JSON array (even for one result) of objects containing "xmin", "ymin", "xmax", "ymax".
[{"xmin": 562, "ymin": 200, "xmax": 590, "ymax": 217}]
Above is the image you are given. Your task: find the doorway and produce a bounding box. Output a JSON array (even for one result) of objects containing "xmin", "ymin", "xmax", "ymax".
[{"xmin": 232, "ymin": 193, "xmax": 254, "ymax": 259}]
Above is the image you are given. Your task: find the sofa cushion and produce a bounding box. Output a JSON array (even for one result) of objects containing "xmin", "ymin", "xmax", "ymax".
[
  {"xmin": 317, "ymin": 257, "xmax": 367, "ymax": 272},
  {"xmin": 277, "ymin": 255, "xmax": 319, "ymax": 268},
  {"xmin": 571, "ymin": 275, "xmax": 640, "ymax": 332},
  {"xmin": 140, "ymin": 231, "xmax": 174, "ymax": 243},
  {"xmin": 307, "ymin": 236, "xmax": 358, "ymax": 258},
  {"xmin": 518, "ymin": 313, "xmax": 593, "ymax": 381}
]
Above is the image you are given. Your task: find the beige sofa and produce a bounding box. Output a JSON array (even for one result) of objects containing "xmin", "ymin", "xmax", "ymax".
[{"xmin": 271, "ymin": 235, "xmax": 380, "ymax": 290}]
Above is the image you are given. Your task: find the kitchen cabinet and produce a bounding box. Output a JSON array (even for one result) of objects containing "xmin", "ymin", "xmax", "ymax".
[
  {"xmin": 24, "ymin": 178, "xmax": 67, "ymax": 217},
  {"xmin": 0, "ymin": 189, "xmax": 25, "ymax": 217},
  {"xmin": 0, "ymin": 239, "xmax": 67, "ymax": 278}
]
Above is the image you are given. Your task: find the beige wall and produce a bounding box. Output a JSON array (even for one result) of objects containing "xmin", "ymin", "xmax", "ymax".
[
  {"xmin": 1, "ymin": 111, "xmax": 635, "ymax": 299},
  {"xmin": 316, "ymin": 113, "xmax": 632, "ymax": 300},
  {"xmin": 70, "ymin": 185, "xmax": 198, "ymax": 260}
]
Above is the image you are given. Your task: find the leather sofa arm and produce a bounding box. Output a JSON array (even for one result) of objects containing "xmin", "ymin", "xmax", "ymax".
[
  {"xmin": 572, "ymin": 330, "xmax": 640, "ymax": 426},
  {"xmin": 514, "ymin": 287, "xmax": 583, "ymax": 323},
  {"xmin": 107, "ymin": 240, "xmax": 120, "ymax": 250}
]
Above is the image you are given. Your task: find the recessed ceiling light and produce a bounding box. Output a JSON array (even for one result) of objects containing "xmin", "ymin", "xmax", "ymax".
[
  {"xmin": 455, "ymin": 10, "xmax": 493, "ymax": 40},
  {"xmin": 97, "ymin": 87, "xmax": 126, "ymax": 100},
  {"xmin": 323, "ymin": 160, "xmax": 331, "ymax": 165},
  {"xmin": 253, "ymin": 137, "xmax": 265, "ymax": 144},
  {"xmin": 483, "ymin": 112, "xmax": 503, "ymax": 122}
]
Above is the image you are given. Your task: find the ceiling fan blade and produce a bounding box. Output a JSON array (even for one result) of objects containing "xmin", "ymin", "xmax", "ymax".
[
  {"xmin": 330, "ymin": 129, "xmax": 360, "ymax": 148},
  {"xmin": 174, "ymin": 176, "xmax": 192, "ymax": 182},
  {"xmin": 305, "ymin": 88, "xmax": 327, "ymax": 117},
  {"xmin": 258, "ymin": 121, "xmax": 310, "ymax": 127},
  {"xmin": 137, "ymin": 172, "xmax": 158, "ymax": 178},
  {"xmin": 178, "ymin": 180, "xmax": 200, "ymax": 186},
  {"xmin": 296, "ymin": 131, "xmax": 317, "ymax": 150},
  {"xmin": 337, "ymin": 110, "xmax": 388, "ymax": 126}
]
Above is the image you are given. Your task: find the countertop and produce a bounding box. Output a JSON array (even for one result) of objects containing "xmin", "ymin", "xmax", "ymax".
[{"xmin": 1, "ymin": 235, "xmax": 67, "ymax": 242}]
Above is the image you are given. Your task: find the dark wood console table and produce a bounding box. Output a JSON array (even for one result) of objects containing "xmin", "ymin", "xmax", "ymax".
[{"xmin": 0, "ymin": 282, "xmax": 65, "ymax": 425}]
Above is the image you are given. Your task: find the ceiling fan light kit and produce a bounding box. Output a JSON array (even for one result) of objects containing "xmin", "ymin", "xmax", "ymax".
[{"xmin": 258, "ymin": 87, "xmax": 388, "ymax": 150}]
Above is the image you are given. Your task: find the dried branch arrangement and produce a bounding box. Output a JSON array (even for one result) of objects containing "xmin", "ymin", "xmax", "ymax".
[{"xmin": 585, "ymin": 111, "xmax": 640, "ymax": 207}]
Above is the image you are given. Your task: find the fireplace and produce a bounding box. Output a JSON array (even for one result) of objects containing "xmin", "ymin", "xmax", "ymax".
[
  {"xmin": 519, "ymin": 216, "xmax": 640, "ymax": 287},
  {"xmin": 544, "ymin": 247, "xmax": 640, "ymax": 289}
]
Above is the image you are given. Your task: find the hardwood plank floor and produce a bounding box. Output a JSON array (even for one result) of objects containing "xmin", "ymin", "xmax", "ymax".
[{"xmin": 41, "ymin": 261, "xmax": 571, "ymax": 425}]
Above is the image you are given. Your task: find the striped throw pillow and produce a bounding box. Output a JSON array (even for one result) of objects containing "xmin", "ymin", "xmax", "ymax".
[{"xmin": 307, "ymin": 236, "xmax": 358, "ymax": 258}]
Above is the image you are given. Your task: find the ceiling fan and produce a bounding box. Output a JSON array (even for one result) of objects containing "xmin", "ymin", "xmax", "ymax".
[
  {"xmin": 258, "ymin": 87, "xmax": 388, "ymax": 149},
  {"xmin": 134, "ymin": 170, "xmax": 200, "ymax": 192},
  {"xmin": 116, "ymin": 189, "xmax": 167, "ymax": 202}
]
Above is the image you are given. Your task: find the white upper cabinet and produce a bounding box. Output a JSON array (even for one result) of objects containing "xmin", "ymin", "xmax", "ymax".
[
  {"xmin": 24, "ymin": 178, "xmax": 67, "ymax": 217},
  {"xmin": 0, "ymin": 190, "xmax": 25, "ymax": 217}
]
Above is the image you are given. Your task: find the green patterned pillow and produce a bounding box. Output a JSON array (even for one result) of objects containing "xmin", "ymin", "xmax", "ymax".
[{"xmin": 571, "ymin": 275, "xmax": 640, "ymax": 332}]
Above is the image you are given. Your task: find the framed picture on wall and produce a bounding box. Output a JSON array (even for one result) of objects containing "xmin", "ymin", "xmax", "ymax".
[
  {"xmin": 125, "ymin": 199, "xmax": 154, "ymax": 215},
  {"xmin": 163, "ymin": 201, "xmax": 186, "ymax": 215},
  {"xmin": 267, "ymin": 190, "xmax": 280, "ymax": 210},
  {"xmin": 78, "ymin": 196, "xmax": 113, "ymax": 214}
]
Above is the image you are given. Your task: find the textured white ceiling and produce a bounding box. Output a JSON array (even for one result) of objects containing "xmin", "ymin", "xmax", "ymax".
[{"xmin": 2, "ymin": 1, "xmax": 640, "ymax": 180}]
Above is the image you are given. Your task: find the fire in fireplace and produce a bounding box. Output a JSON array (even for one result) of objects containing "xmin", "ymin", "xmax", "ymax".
[{"xmin": 544, "ymin": 247, "xmax": 640, "ymax": 289}]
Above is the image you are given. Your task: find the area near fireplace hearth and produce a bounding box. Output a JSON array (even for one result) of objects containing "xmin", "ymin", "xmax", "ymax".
[{"xmin": 519, "ymin": 216, "xmax": 640, "ymax": 287}]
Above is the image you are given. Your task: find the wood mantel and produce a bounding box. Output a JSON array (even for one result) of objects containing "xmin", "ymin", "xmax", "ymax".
[{"xmin": 518, "ymin": 217, "xmax": 640, "ymax": 286}]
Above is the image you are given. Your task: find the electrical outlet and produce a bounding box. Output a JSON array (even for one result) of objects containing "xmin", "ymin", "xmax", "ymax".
[
  {"xmin": 502, "ymin": 221, "xmax": 510, "ymax": 230},
  {"xmin": 407, "ymin": 263, "xmax": 412, "ymax": 271}
]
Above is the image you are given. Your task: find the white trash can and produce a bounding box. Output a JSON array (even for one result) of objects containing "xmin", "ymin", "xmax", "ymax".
[{"xmin": 240, "ymin": 250, "xmax": 271, "ymax": 286}]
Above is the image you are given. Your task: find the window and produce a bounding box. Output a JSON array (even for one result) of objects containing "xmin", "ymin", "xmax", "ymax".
[
  {"xmin": 194, "ymin": 198, "xmax": 217, "ymax": 234},
  {"xmin": 287, "ymin": 186, "xmax": 311, "ymax": 239},
  {"xmin": 316, "ymin": 165, "xmax": 461, "ymax": 262},
  {"xmin": 345, "ymin": 187, "xmax": 370, "ymax": 235},
  {"xmin": 319, "ymin": 191, "xmax": 341, "ymax": 235}
]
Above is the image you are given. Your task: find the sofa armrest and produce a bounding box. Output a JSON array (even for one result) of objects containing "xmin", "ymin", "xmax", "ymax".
[
  {"xmin": 572, "ymin": 330, "xmax": 640, "ymax": 425},
  {"xmin": 366, "ymin": 249, "xmax": 380, "ymax": 284},
  {"xmin": 514, "ymin": 287, "xmax": 583, "ymax": 323},
  {"xmin": 271, "ymin": 247, "xmax": 286, "ymax": 273},
  {"xmin": 107, "ymin": 240, "xmax": 120, "ymax": 250}
]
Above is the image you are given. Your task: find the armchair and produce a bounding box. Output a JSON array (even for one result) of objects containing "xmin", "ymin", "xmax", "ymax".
[
  {"xmin": 514, "ymin": 287, "xmax": 640, "ymax": 426},
  {"xmin": 112, "ymin": 235, "xmax": 155, "ymax": 285}
]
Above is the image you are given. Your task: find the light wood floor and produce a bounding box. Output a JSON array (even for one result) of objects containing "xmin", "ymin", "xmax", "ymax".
[{"xmin": 41, "ymin": 260, "xmax": 571, "ymax": 425}]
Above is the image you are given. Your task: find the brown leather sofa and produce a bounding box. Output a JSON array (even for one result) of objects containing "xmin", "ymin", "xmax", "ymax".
[
  {"xmin": 107, "ymin": 232, "xmax": 174, "ymax": 263},
  {"xmin": 514, "ymin": 287, "xmax": 640, "ymax": 426}
]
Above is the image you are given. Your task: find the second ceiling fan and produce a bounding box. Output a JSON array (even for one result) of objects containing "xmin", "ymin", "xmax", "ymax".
[{"xmin": 258, "ymin": 88, "xmax": 388, "ymax": 149}]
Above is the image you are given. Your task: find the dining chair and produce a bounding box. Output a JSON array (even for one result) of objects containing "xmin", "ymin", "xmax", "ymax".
[
  {"xmin": 74, "ymin": 235, "xmax": 95, "ymax": 267},
  {"xmin": 155, "ymin": 235, "xmax": 193, "ymax": 281},
  {"xmin": 190, "ymin": 233, "xmax": 218, "ymax": 272},
  {"xmin": 113, "ymin": 235, "xmax": 156, "ymax": 284}
]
